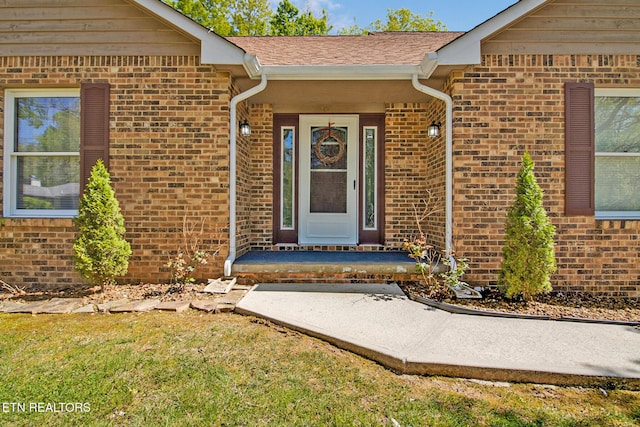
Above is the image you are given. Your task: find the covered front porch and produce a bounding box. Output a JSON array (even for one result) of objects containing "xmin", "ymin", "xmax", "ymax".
[{"xmin": 224, "ymin": 33, "xmax": 458, "ymax": 280}]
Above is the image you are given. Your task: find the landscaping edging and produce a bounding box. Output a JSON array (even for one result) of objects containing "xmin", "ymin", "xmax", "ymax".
[{"xmin": 407, "ymin": 293, "xmax": 640, "ymax": 327}]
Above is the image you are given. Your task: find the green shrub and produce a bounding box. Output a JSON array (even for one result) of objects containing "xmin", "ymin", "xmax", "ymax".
[
  {"xmin": 498, "ymin": 153, "xmax": 556, "ymax": 300},
  {"xmin": 73, "ymin": 160, "xmax": 131, "ymax": 289}
]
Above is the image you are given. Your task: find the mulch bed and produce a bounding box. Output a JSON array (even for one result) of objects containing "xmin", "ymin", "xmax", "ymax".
[
  {"xmin": 398, "ymin": 282, "xmax": 640, "ymax": 323},
  {"xmin": 0, "ymin": 283, "xmax": 219, "ymax": 306},
  {"xmin": 2, "ymin": 281, "xmax": 639, "ymax": 323}
]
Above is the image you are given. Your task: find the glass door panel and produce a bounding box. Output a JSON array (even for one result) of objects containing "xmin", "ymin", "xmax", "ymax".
[{"xmin": 310, "ymin": 126, "xmax": 348, "ymax": 213}]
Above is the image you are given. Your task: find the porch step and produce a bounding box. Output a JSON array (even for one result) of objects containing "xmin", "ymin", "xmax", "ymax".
[
  {"xmin": 235, "ymin": 273, "xmax": 421, "ymax": 286},
  {"xmin": 244, "ymin": 277, "xmax": 395, "ymax": 285},
  {"xmin": 231, "ymin": 250, "xmax": 420, "ymax": 285}
]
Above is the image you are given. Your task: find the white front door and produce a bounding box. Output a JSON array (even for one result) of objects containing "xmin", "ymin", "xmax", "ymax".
[{"xmin": 299, "ymin": 115, "xmax": 358, "ymax": 245}]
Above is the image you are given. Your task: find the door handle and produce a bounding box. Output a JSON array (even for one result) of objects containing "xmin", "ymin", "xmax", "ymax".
[{"xmin": 353, "ymin": 180, "xmax": 356, "ymax": 190}]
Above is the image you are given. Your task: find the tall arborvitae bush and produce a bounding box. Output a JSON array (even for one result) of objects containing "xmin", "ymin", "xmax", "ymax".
[
  {"xmin": 498, "ymin": 153, "xmax": 556, "ymax": 300},
  {"xmin": 73, "ymin": 160, "xmax": 131, "ymax": 289}
]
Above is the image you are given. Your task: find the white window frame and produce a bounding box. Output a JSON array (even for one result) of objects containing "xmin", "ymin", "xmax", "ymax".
[
  {"xmin": 362, "ymin": 126, "xmax": 378, "ymax": 230},
  {"xmin": 3, "ymin": 88, "xmax": 81, "ymax": 218},
  {"xmin": 594, "ymin": 88, "xmax": 640, "ymax": 220},
  {"xmin": 280, "ymin": 126, "xmax": 296, "ymax": 230}
]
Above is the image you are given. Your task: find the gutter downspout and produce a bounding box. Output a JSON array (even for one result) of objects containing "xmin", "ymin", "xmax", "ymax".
[
  {"xmin": 224, "ymin": 73, "xmax": 268, "ymax": 277},
  {"xmin": 411, "ymin": 74, "xmax": 453, "ymax": 256}
]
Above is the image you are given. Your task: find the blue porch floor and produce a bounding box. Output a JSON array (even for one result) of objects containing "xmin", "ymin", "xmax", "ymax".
[{"xmin": 235, "ymin": 250, "xmax": 413, "ymax": 264}]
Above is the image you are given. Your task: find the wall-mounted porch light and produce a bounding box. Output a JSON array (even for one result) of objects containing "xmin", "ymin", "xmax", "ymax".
[
  {"xmin": 239, "ymin": 119, "xmax": 251, "ymax": 137},
  {"xmin": 427, "ymin": 121, "xmax": 441, "ymax": 138}
]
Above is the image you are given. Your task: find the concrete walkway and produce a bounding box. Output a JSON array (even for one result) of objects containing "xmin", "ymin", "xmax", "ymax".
[{"xmin": 235, "ymin": 283, "xmax": 640, "ymax": 389}]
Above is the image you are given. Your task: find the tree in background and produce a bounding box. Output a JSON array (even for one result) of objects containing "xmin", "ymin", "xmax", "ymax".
[
  {"xmin": 164, "ymin": 0, "xmax": 329, "ymax": 36},
  {"xmin": 164, "ymin": 0, "xmax": 270, "ymax": 35},
  {"xmin": 164, "ymin": 1, "xmax": 441, "ymax": 36},
  {"xmin": 498, "ymin": 153, "xmax": 556, "ymax": 300},
  {"xmin": 73, "ymin": 160, "xmax": 131, "ymax": 291},
  {"xmin": 339, "ymin": 8, "xmax": 446, "ymax": 35},
  {"xmin": 270, "ymin": 0, "xmax": 331, "ymax": 35},
  {"xmin": 231, "ymin": 0, "xmax": 272, "ymax": 35},
  {"xmin": 167, "ymin": 0, "xmax": 233, "ymax": 35}
]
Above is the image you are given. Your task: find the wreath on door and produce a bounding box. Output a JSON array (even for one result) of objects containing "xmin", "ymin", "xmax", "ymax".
[{"xmin": 314, "ymin": 126, "xmax": 345, "ymax": 165}]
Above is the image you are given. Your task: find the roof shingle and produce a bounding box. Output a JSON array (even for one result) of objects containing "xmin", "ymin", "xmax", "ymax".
[{"xmin": 226, "ymin": 32, "xmax": 464, "ymax": 66}]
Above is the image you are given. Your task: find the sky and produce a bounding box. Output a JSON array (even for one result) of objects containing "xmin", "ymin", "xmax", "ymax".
[{"xmin": 293, "ymin": 0, "xmax": 519, "ymax": 33}]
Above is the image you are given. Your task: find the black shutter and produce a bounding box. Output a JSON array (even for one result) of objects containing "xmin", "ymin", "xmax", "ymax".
[
  {"xmin": 80, "ymin": 83, "xmax": 110, "ymax": 190},
  {"xmin": 565, "ymin": 82, "xmax": 594, "ymax": 216}
]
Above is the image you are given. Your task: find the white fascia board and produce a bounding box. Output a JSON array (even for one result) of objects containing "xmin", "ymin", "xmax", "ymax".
[
  {"xmin": 130, "ymin": 0, "xmax": 245, "ymax": 65},
  {"xmin": 258, "ymin": 64, "xmax": 429, "ymax": 81},
  {"xmin": 436, "ymin": 0, "xmax": 548, "ymax": 65}
]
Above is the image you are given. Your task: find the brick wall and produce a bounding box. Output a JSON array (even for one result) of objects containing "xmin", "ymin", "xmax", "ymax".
[
  {"xmin": 0, "ymin": 218, "xmax": 79, "ymax": 288},
  {"xmin": 450, "ymin": 54, "xmax": 640, "ymax": 296},
  {"xmin": 0, "ymin": 56, "xmax": 232, "ymax": 289},
  {"xmin": 384, "ymin": 102, "xmax": 446, "ymax": 250},
  {"xmin": 235, "ymin": 87, "xmax": 252, "ymax": 256},
  {"xmin": 247, "ymin": 104, "xmax": 274, "ymax": 251},
  {"xmin": 422, "ymin": 99, "xmax": 447, "ymax": 252},
  {"xmin": 7, "ymin": 53, "xmax": 634, "ymax": 295}
]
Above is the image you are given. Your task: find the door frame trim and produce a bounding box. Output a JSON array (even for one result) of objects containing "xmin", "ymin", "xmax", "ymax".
[
  {"xmin": 358, "ymin": 113, "xmax": 386, "ymax": 245},
  {"xmin": 273, "ymin": 114, "xmax": 299, "ymax": 244},
  {"xmin": 272, "ymin": 113, "xmax": 385, "ymax": 246}
]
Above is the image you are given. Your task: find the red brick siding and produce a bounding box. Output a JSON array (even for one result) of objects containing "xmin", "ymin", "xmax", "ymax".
[
  {"xmin": 450, "ymin": 54, "xmax": 640, "ymax": 296},
  {"xmin": 0, "ymin": 56, "xmax": 232, "ymax": 289},
  {"xmin": 247, "ymin": 104, "xmax": 274, "ymax": 251},
  {"xmin": 0, "ymin": 218, "xmax": 79, "ymax": 287},
  {"xmin": 234, "ymin": 86, "xmax": 252, "ymax": 257},
  {"xmin": 384, "ymin": 102, "xmax": 446, "ymax": 250},
  {"xmin": 422, "ymin": 99, "xmax": 447, "ymax": 252}
]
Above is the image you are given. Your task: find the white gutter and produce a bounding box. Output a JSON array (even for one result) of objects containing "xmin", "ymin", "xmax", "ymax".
[
  {"xmin": 258, "ymin": 64, "xmax": 427, "ymax": 81},
  {"xmin": 224, "ymin": 72, "xmax": 268, "ymax": 277},
  {"xmin": 411, "ymin": 74, "xmax": 453, "ymax": 257}
]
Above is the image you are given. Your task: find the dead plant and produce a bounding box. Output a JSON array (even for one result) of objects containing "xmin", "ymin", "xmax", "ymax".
[
  {"xmin": 402, "ymin": 190, "xmax": 445, "ymax": 291},
  {"xmin": 166, "ymin": 215, "xmax": 224, "ymax": 286},
  {"xmin": 1, "ymin": 279, "xmax": 26, "ymax": 296}
]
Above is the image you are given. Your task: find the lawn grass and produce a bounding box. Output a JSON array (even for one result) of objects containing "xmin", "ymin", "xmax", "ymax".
[{"xmin": 0, "ymin": 311, "xmax": 638, "ymax": 426}]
